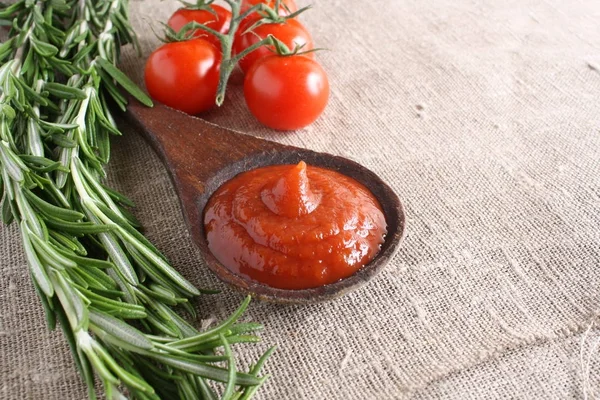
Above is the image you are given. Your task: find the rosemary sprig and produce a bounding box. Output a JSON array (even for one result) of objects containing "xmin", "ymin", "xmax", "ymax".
[{"xmin": 0, "ymin": 0, "xmax": 272, "ymax": 399}]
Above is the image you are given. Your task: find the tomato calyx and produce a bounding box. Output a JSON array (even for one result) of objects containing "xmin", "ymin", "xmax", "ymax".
[
  {"xmin": 230, "ymin": 34, "xmax": 312, "ymax": 73},
  {"xmin": 239, "ymin": 2, "xmax": 310, "ymax": 32},
  {"xmin": 164, "ymin": 20, "xmax": 224, "ymax": 44},
  {"xmin": 175, "ymin": 0, "xmax": 220, "ymax": 11},
  {"xmin": 268, "ymin": 35, "xmax": 318, "ymax": 57},
  {"xmin": 235, "ymin": 34, "xmax": 317, "ymax": 64}
]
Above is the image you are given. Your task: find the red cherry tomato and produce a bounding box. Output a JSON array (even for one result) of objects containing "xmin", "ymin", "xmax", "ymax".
[
  {"xmin": 244, "ymin": 55, "xmax": 329, "ymax": 130},
  {"xmin": 241, "ymin": 0, "xmax": 297, "ymax": 16},
  {"xmin": 144, "ymin": 39, "xmax": 221, "ymax": 114},
  {"xmin": 167, "ymin": 5, "xmax": 231, "ymax": 49},
  {"xmin": 233, "ymin": 18, "xmax": 313, "ymax": 73}
]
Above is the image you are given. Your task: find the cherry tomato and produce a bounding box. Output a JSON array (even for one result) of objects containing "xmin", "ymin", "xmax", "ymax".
[
  {"xmin": 144, "ymin": 39, "xmax": 221, "ymax": 114},
  {"xmin": 233, "ymin": 18, "xmax": 313, "ymax": 73},
  {"xmin": 167, "ymin": 5, "xmax": 231, "ymax": 49},
  {"xmin": 244, "ymin": 55, "xmax": 329, "ymax": 130},
  {"xmin": 241, "ymin": 0, "xmax": 297, "ymax": 16}
]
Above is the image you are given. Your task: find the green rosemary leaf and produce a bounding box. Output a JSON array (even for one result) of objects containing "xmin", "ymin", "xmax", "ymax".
[
  {"xmin": 188, "ymin": 335, "xmax": 262, "ymax": 353},
  {"xmin": 149, "ymin": 354, "xmax": 262, "ymax": 387},
  {"xmin": 114, "ymin": 203, "xmax": 141, "ymax": 228},
  {"xmin": 20, "ymin": 221, "xmax": 54, "ymax": 297},
  {"xmin": 32, "ymin": 276, "xmax": 57, "ymax": 330},
  {"xmin": 90, "ymin": 97, "xmax": 121, "ymax": 136},
  {"xmin": 251, "ymin": 346, "xmax": 276, "ymax": 375},
  {"xmin": 126, "ymin": 243, "xmax": 184, "ymax": 296},
  {"xmin": 114, "ymin": 229, "xmax": 199, "ymax": 297},
  {"xmin": 239, "ymin": 346, "xmax": 276, "ymax": 400},
  {"xmin": 45, "ymin": 82, "xmax": 88, "ymax": 100},
  {"xmin": 228, "ymin": 322, "xmax": 264, "ymax": 336},
  {"xmin": 21, "ymin": 156, "xmax": 68, "ymax": 173},
  {"xmin": 31, "ymin": 3, "xmax": 45, "ymax": 24},
  {"xmin": 98, "ymin": 70, "xmax": 128, "ymax": 111},
  {"xmin": 79, "ymin": 265, "xmax": 118, "ymax": 289},
  {"xmin": 151, "ymin": 300, "xmax": 197, "ymax": 338},
  {"xmin": 94, "ymin": 303, "xmax": 148, "ymax": 320},
  {"xmin": 197, "ymin": 376, "xmax": 219, "ymax": 400},
  {"xmin": 41, "ymin": 22, "xmax": 66, "ymax": 43},
  {"xmin": 96, "ymin": 57, "xmax": 153, "ymax": 107},
  {"xmin": 49, "ymin": 230, "xmax": 87, "ymax": 255},
  {"xmin": 178, "ymin": 375, "xmax": 198, "ymax": 400},
  {"xmin": 71, "ymin": 268, "xmax": 107, "ymax": 291},
  {"xmin": 0, "ymin": 40, "xmax": 14, "ymax": 63},
  {"xmin": 138, "ymin": 284, "xmax": 178, "ymax": 306},
  {"xmin": 1, "ymin": 196, "xmax": 15, "ymax": 225},
  {"xmin": 87, "ymin": 287, "xmax": 126, "ymax": 299},
  {"xmin": 146, "ymin": 311, "xmax": 180, "ymax": 337},
  {"xmin": 91, "ymin": 324, "xmax": 145, "ymax": 354},
  {"xmin": 92, "ymin": 342, "xmax": 155, "ymax": 394},
  {"xmin": 94, "ymin": 225, "xmax": 139, "ymax": 285},
  {"xmin": 96, "ymin": 125, "xmax": 109, "ymax": 163},
  {"xmin": 152, "ymin": 343, "xmax": 228, "ymax": 363},
  {"xmin": 53, "ymin": 296, "xmax": 85, "ymax": 375},
  {"xmin": 180, "ymin": 298, "xmax": 198, "ymax": 318},
  {"xmin": 0, "ymin": 141, "xmax": 25, "ymax": 182},
  {"xmin": 29, "ymin": 231, "xmax": 78, "ymax": 269},
  {"xmin": 79, "ymin": 287, "xmax": 146, "ymax": 316},
  {"xmin": 55, "ymin": 271, "xmax": 90, "ymax": 331},
  {"xmin": 106, "ymin": 267, "xmax": 137, "ymax": 305},
  {"xmin": 24, "ymin": 189, "xmax": 85, "ymax": 221},
  {"xmin": 53, "ymin": 247, "xmax": 115, "ymax": 270},
  {"xmin": 99, "ymin": 183, "xmax": 135, "ymax": 207},
  {"xmin": 48, "ymin": 56, "xmax": 77, "ymax": 76},
  {"xmin": 72, "ymin": 42, "xmax": 97, "ymax": 65},
  {"xmin": 30, "ymin": 36, "xmax": 59, "ymax": 57},
  {"xmin": 51, "ymin": 132, "xmax": 78, "ymax": 148},
  {"xmin": 93, "ymin": 200, "xmax": 167, "ymax": 262},
  {"xmin": 239, "ymin": 375, "xmax": 270, "ymax": 400},
  {"xmin": 220, "ymin": 334, "xmax": 237, "ymax": 400},
  {"xmin": 83, "ymin": 343, "xmax": 119, "ymax": 385},
  {"xmin": 89, "ymin": 309, "xmax": 154, "ymax": 350},
  {"xmin": 0, "ymin": 1, "xmax": 24, "ymax": 19},
  {"xmin": 171, "ymin": 296, "xmax": 252, "ymax": 350},
  {"xmin": 69, "ymin": 268, "xmax": 90, "ymax": 288},
  {"xmin": 44, "ymin": 217, "xmax": 115, "ymax": 234},
  {"xmin": 38, "ymin": 120, "xmax": 79, "ymax": 131},
  {"xmin": 1, "ymin": 104, "xmax": 15, "ymax": 120}
]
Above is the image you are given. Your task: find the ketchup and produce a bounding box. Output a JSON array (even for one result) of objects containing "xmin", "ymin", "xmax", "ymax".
[{"xmin": 203, "ymin": 161, "xmax": 387, "ymax": 289}]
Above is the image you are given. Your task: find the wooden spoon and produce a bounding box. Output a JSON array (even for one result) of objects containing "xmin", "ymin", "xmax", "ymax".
[{"xmin": 124, "ymin": 100, "xmax": 406, "ymax": 304}]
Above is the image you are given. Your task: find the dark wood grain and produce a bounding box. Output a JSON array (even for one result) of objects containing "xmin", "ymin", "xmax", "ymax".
[{"xmin": 125, "ymin": 99, "xmax": 406, "ymax": 303}]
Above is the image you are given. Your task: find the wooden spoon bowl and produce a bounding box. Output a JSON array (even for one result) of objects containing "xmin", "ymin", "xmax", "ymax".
[{"xmin": 125, "ymin": 100, "xmax": 406, "ymax": 304}]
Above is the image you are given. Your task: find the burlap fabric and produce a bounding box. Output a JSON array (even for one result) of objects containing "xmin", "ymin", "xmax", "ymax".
[{"xmin": 2, "ymin": 0, "xmax": 600, "ymax": 398}]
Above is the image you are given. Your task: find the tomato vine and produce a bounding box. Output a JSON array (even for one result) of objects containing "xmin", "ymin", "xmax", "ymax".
[{"xmin": 167, "ymin": 0, "xmax": 309, "ymax": 105}]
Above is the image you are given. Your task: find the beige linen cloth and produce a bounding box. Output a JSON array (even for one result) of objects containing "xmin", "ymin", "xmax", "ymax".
[{"xmin": 2, "ymin": 0, "xmax": 600, "ymax": 399}]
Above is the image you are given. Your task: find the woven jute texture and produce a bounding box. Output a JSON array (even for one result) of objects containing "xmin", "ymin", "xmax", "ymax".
[{"xmin": 2, "ymin": 0, "xmax": 600, "ymax": 399}]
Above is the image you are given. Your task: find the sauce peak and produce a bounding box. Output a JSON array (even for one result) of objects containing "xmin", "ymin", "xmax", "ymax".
[{"xmin": 261, "ymin": 161, "xmax": 321, "ymax": 218}]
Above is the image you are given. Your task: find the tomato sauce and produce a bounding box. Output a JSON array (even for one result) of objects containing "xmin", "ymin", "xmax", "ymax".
[{"xmin": 203, "ymin": 161, "xmax": 387, "ymax": 289}]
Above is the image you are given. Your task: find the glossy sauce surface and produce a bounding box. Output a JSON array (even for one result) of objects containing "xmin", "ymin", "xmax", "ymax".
[{"xmin": 203, "ymin": 162, "xmax": 387, "ymax": 289}]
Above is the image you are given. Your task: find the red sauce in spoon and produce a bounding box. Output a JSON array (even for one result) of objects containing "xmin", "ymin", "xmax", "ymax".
[{"xmin": 203, "ymin": 161, "xmax": 386, "ymax": 289}]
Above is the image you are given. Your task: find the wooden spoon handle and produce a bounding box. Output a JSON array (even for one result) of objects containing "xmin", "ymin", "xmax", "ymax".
[{"xmin": 125, "ymin": 98, "xmax": 283, "ymax": 183}]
